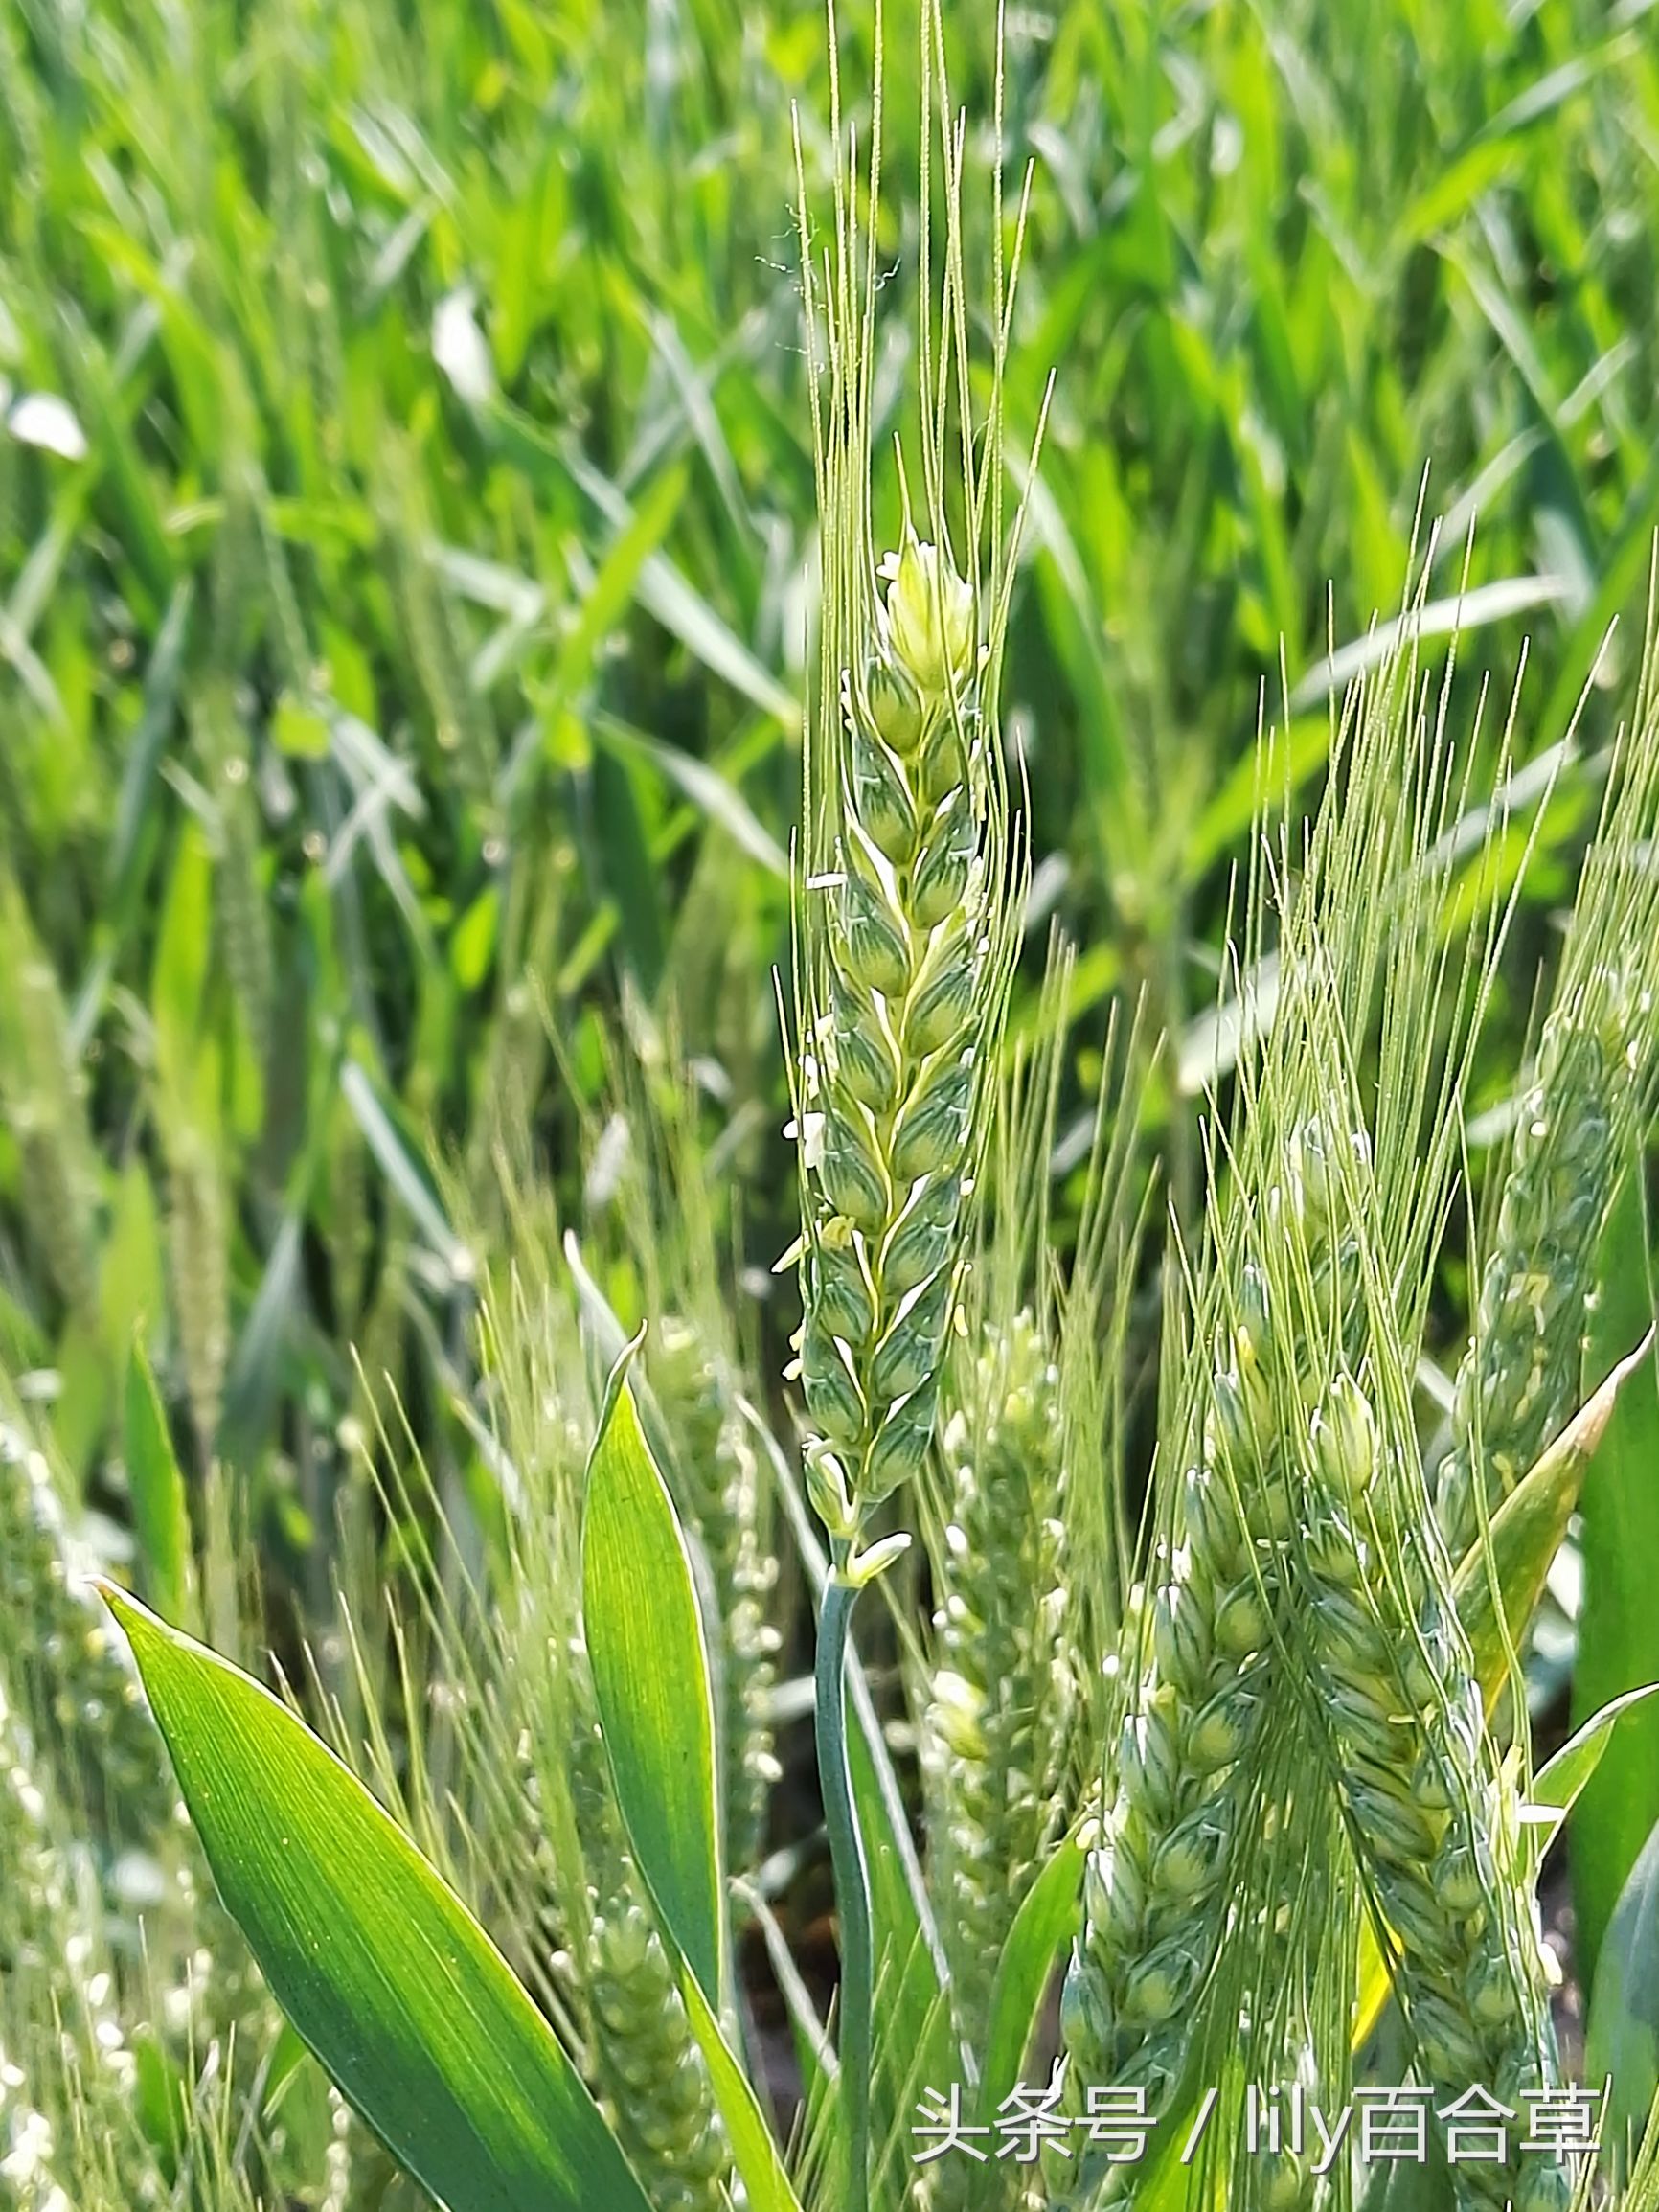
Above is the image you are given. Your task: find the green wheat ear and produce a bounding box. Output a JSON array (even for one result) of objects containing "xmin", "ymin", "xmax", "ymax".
[
  {"xmin": 1057, "ymin": 571, "xmax": 1588, "ymax": 2212},
  {"xmin": 1436, "ymin": 679, "xmax": 1659, "ymax": 1554},
  {"xmin": 785, "ymin": 0, "xmax": 1044, "ymax": 1584}
]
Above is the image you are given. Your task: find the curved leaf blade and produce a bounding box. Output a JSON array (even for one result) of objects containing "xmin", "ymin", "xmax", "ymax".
[
  {"xmin": 1452, "ymin": 1331, "xmax": 1653, "ymax": 1697},
  {"xmin": 1532, "ymin": 1683, "xmax": 1659, "ymax": 1834},
  {"xmin": 1587, "ymin": 1812, "xmax": 1659, "ymax": 2171},
  {"xmin": 977, "ymin": 1831, "xmax": 1084, "ymax": 2123},
  {"xmin": 582, "ymin": 1369, "xmax": 725, "ymax": 2002},
  {"xmin": 582, "ymin": 1372, "xmax": 805, "ymax": 2212},
  {"xmin": 98, "ymin": 1584, "xmax": 648, "ymax": 2212}
]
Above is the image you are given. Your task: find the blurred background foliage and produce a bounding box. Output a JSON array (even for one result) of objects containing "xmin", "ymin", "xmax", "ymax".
[{"xmin": 2, "ymin": 0, "xmax": 1659, "ymax": 2023}]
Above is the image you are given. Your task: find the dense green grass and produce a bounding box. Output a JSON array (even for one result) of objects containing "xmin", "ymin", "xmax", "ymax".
[{"xmin": 4, "ymin": 0, "xmax": 1658, "ymax": 1498}]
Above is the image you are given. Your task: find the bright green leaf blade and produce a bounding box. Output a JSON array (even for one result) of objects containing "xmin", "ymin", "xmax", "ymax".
[
  {"xmin": 582, "ymin": 1371, "xmax": 725, "ymax": 2005},
  {"xmin": 123, "ymin": 1341, "xmax": 193, "ymax": 1626},
  {"xmin": 676, "ymin": 1951, "xmax": 805, "ymax": 2212},
  {"xmin": 98, "ymin": 1584, "xmax": 649, "ymax": 2212},
  {"xmin": 1587, "ymin": 1812, "xmax": 1659, "ymax": 2170},
  {"xmin": 581, "ymin": 1373, "xmax": 800, "ymax": 2212},
  {"xmin": 976, "ymin": 1831, "xmax": 1084, "ymax": 2123},
  {"xmin": 551, "ymin": 462, "xmax": 688, "ymax": 706},
  {"xmin": 594, "ymin": 713, "xmax": 788, "ymax": 878},
  {"xmin": 1532, "ymin": 1683, "xmax": 1659, "ymax": 1831},
  {"xmin": 1572, "ymin": 1174, "xmax": 1659, "ymax": 1988}
]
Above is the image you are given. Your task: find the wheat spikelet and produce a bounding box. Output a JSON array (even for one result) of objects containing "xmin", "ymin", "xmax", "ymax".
[
  {"xmin": 585, "ymin": 1875, "xmax": 740, "ymax": 2212},
  {"xmin": 0, "ymin": 1699, "xmax": 79, "ymax": 2212},
  {"xmin": 1304, "ymin": 1405, "xmax": 1565, "ymax": 2212},
  {"xmin": 1058, "ymin": 569, "xmax": 1560, "ymax": 2206},
  {"xmin": 1059, "ymin": 1301, "xmax": 1296, "ymax": 2192},
  {"xmin": 1277, "ymin": 1117, "xmax": 1569, "ymax": 2212},
  {"xmin": 790, "ymin": 531, "xmax": 1017, "ymax": 1565},
  {"xmin": 0, "ymin": 1679, "xmax": 163, "ymax": 2212},
  {"xmin": 0, "ymin": 1667, "xmax": 59, "ymax": 1973},
  {"xmin": 924, "ymin": 970, "xmax": 1149, "ymax": 2100},
  {"xmin": 317, "ymin": 2087, "xmax": 354, "ymax": 2212},
  {"xmin": 0, "ymin": 1407, "xmax": 269, "ymax": 2096},
  {"xmin": 1057, "ymin": 1115, "xmax": 1369, "ymax": 2185}
]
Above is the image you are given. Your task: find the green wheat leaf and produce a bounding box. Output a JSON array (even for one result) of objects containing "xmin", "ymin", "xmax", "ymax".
[
  {"xmin": 585, "ymin": 1368, "xmax": 805, "ymax": 2212},
  {"xmin": 97, "ymin": 1583, "xmax": 650, "ymax": 2212},
  {"xmin": 1531, "ymin": 1684, "xmax": 1659, "ymax": 1840},
  {"xmin": 583, "ymin": 1366, "xmax": 726, "ymax": 2003},
  {"xmin": 976, "ymin": 1828, "xmax": 1084, "ymax": 2121}
]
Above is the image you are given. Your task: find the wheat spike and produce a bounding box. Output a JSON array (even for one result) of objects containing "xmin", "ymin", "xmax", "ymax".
[
  {"xmin": 923, "ymin": 1311, "xmax": 1071, "ymax": 2050},
  {"xmin": 1285, "ymin": 1115, "xmax": 1568, "ymax": 2212},
  {"xmin": 1436, "ymin": 759, "xmax": 1659, "ymax": 1553},
  {"xmin": 787, "ymin": 3, "xmax": 1039, "ymax": 1574},
  {"xmin": 792, "ymin": 525, "xmax": 1018, "ymax": 1562}
]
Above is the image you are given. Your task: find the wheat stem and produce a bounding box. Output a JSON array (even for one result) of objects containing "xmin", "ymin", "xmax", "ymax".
[{"xmin": 816, "ymin": 1562, "xmax": 873, "ymax": 2212}]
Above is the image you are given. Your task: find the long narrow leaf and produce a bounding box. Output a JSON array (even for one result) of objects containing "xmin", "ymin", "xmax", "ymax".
[
  {"xmin": 97, "ymin": 1585, "xmax": 650, "ymax": 2212},
  {"xmin": 582, "ymin": 1369, "xmax": 725, "ymax": 2003},
  {"xmin": 1572, "ymin": 1174, "xmax": 1659, "ymax": 1985},
  {"xmin": 581, "ymin": 1374, "xmax": 805, "ymax": 2212},
  {"xmin": 977, "ymin": 1831, "xmax": 1084, "ymax": 2122}
]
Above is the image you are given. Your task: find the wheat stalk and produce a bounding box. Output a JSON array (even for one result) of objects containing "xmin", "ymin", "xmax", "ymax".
[{"xmin": 786, "ymin": 13, "xmax": 1046, "ymax": 2201}]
